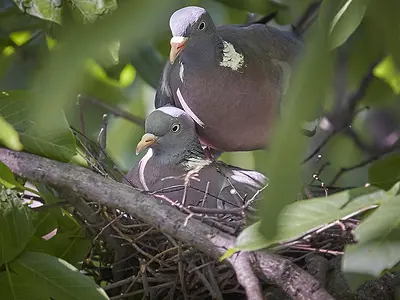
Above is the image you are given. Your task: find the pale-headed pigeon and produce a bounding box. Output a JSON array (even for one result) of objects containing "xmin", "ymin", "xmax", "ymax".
[{"xmin": 155, "ymin": 6, "xmax": 302, "ymax": 152}]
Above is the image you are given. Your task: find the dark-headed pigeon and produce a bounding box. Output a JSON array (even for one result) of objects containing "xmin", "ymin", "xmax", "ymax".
[
  {"xmin": 155, "ymin": 6, "xmax": 302, "ymax": 152},
  {"xmin": 124, "ymin": 107, "xmax": 267, "ymax": 208}
]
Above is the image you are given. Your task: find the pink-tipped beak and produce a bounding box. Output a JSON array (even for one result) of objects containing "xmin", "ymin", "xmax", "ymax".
[
  {"xmin": 169, "ymin": 36, "xmax": 188, "ymax": 63},
  {"xmin": 136, "ymin": 133, "xmax": 158, "ymax": 155}
]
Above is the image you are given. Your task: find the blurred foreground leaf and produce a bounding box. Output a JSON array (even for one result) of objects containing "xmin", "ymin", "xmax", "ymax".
[
  {"xmin": 28, "ymin": 230, "xmax": 91, "ymax": 268},
  {"xmin": 30, "ymin": 0, "xmax": 180, "ymax": 140},
  {"xmin": 0, "ymin": 114, "xmax": 23, "ymax": 150},
  {"xmin": 0, "ymin": 191, "xmax": 34, "ymax": 264},
  {"xmin": 12, "ymin": 0, "xmax": 118, "ymax": 24},
  {"xmin": 0, "ymin": 90, "xmax": 77, "ymax": 162},
  {"xmin": 368, "ymin": 153, "xmax": 400, "ymax": 190},
  {"xmin": 343, "ymin": 195, "xmax": 400, "ymax": 290},
  {"xmin": 259, "ymin": 1, "xmax": 335, "ymax": 239},
  {"xmin": 327, "ymin": 0, "xmax": 369, "ymax": 49},
  {"xmin": 71, "ymin": 0, "xmax": 118, "ymax": 23},
  {"xmin": 1, "ymin": 251, "xmax": 108, "ymax": 300},
  {"xmin": 0, "ymin": 160, "xmax": 22, "ymax": 188},
  {"xmin": 374, "ymin": 56, "xmax": 400, "ymax": 95},
  {"xmin": 237, "ymin": 187, "xmax": 382, "ymax": 251},
  {"xmin": 12, "ymin": 0, "xmax": 62, "ymax": 24}
]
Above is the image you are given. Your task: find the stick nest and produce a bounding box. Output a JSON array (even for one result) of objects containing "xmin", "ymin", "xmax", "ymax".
[{"xmin": 73, "ymin": 130, "xmax": 356, "ymax": 300}]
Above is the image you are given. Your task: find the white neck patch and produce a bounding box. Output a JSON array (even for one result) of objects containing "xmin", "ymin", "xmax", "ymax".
[
  {"xmin": 219, "ymin": 40, "xmax": 244, "ymax": 71},
  {"xmin": 138, "ymin": 148, "xmax": 153, "ymax": 191},
  {"xmin": 182, "ymin": 157, "xmax": 211, "ymax": 171},
  {"xmin": 179, "ymin": 62, "xmax": 184, "ymax": 83}
]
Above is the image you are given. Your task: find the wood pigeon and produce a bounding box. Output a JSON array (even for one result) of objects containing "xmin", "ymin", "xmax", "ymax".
[
  {"xmin": 155, "ymin": 6, "xmax": 302, "ymax": 152},
  {"xmin": 124, "ymin": 107, "xmax": 267, "ymax": 208}
]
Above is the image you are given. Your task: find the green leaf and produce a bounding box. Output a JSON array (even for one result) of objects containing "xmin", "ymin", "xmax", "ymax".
[
  {"xmin": 259, "ymin": 1, "xmax": 335, "ymax": 239},
  {"xmin": 95, "ymin": 40, "xmax": 120, "ymax": 69},
  {"xmin": 368, "ymin": 153, "xmax": 400, "ymax": 190},
  {"xmin": 374, "ymin": 56, "xmax": 400, "ymax": 95},
  {"xmin": 0, "ymin": 90, "xmax": 77, "ymax": 162},
  {"xmin": 6, "ymin": 251, "xmax": 109, "ymax": 300},
  {"xmin": 0, "ymin": 267, "xmax": 46, "ymax": 300},
  {"xmin": 85, "ymin": 59, "xmax": 135, "ymax": 90},
  {"xmin": 0, "ymin": 160, "xmax": 22, "ymax": 189},
  {"xmin": 219, "ymin": 247, "xmax": 239, "ymax": 262},
  {"xmin": 47, "ymin": 231, "xmax": 91, "ymax": 268},
  {"xmin": 0, "ymin": 114, "xmax": 23, "ymax": 151},
  {"xmin": 0, "ymin": 193, "xmax": 34, "ymax": 264},
  {"xmin": 235, "ymin": 221, "xmax": 266, "ymax": 251},
  {"xmin": 34, "ymin": 183, "xmax": 81, "ymax": 231},
  {"xmin": 361, "ymin": 77, "xmax": 396, "ymax": 107},
  {"xmin": 325, "ymin": 0, "xmax": 369, "ymax": 49},
  {"xmin": 0, "ymin": 31, "xmax": 49, "ymax": 91},
  {"xmin": 12, "ymin": 0, "xmax": 62, "ymax": 24},
  {"xmin": 237, "ymin": 187, "xmax": 384, "ymax": 251},
  {"xmin": 27, "ymin": 231, "xmax": 91, "ymax": 268},
  {"xmin": 342, "ymin": 196, "xmax": 400, "ymax": 289},
  {"xmin": 354, "ymin": 195, "xmax": 400, "ymax": 244},
  {"xmin": 12, "ymin": 0, "xmax": 118, "ymax": 24},
  {"xmin": 32, "ymin": 211, "xmax": 58, "ymax": 238},
  {"xmin": 71, "ymin": 0, "xmax": 117, "ymax": 23}
]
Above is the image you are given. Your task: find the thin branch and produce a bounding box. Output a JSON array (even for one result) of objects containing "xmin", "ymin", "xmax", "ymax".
[
  {"xmin": 247, "ymin": 12, "xmax": 277, "ymax": 25},
  {"xmin": 302, "ymin": 132, "xmax": 335, "ymax": 164},
  {"xmin": 0, "ymin": 148, "xmax": 334, "ymax": 300},
  {"xmin": 329, "ymin": 152, "xmax": 389, "ymax": 186},
  {"xmin": 303, "ymin": 60, "xmax": 381, "ymax": 164},
  {"xmin": 77, "ymin": 94, "xmax": 145, "ymax": 127},
  {"xmin": 292, "ymin": 1, "xmax": 321, "ymax": 37}
]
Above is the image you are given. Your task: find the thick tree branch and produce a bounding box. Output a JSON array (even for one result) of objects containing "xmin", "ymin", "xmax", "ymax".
[{"xmin": 0, "ymin": 148, "xmax": 334, "ymax": 300}]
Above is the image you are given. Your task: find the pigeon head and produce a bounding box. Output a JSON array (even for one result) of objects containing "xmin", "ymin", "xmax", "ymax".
[
  {"xmin": 169, "ymin": 6, "xmax": 216, "ymax": 63},
  {"xmin": 136, "ymin": 107, "xmax": 202, "ymax": 158}
]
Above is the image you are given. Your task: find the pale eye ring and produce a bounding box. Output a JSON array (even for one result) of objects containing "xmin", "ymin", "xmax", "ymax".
[
  {"xmin": 198, "ymin": 21, "xmax": 206, "ymax": 31},
  {"xmin": 171, "ymin": 123, "xmax": 180, "ymax": 132}
]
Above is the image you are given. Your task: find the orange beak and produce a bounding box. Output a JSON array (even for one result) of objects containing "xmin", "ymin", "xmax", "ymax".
[
  {"xmin": 169, "ymin": 36, "xmax": 188, "ymax": 64},
  {"xmin": 136, "ymin": 133, "xmax": 158, "ymax": 155}
]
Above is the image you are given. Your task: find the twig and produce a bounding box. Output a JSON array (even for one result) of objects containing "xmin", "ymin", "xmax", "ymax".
[
  {"xmin": 290, "ymin": 245, "xmax": 343, "ymax": 256},
  {"xmin": 302, "ymin": 132, "xmax": 334, "ymax": 164},
  {"xmin": 292, "ymin": 1, "xmax": 321, "ymax": 37},
  {"xmin": 178, "ymin": 242, "xmax": 189, "ymax": 300},
  {"xmin": 329, "ymin": 152, "xmax": 388, "ymax": 186},
  {"xmin": 194, "ymin": 268, "xmax": 223, "ymax": 300},
  {"xmin": 247, "ymin": 12, "xmax": 277, "ymax": 25},
  {"xmin": 77, "ymin": 94, "xmax": 145, "ymax": 127},
  {"xmin": 205, "ymin": 261, "xmax": 224, "ymax": 300},
  {"xmin": 187, "ymin": 206, "xmax": 244, "ymax": 215}
]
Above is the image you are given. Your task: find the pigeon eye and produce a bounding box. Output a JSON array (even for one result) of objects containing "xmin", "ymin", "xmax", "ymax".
[
  {"xmin": 171, "ymin": 123, "xmax": 180, "ymax": 132},
  {"xmin": 198, "ymin": 21, "xmax": 206, "ymax": 31}
]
